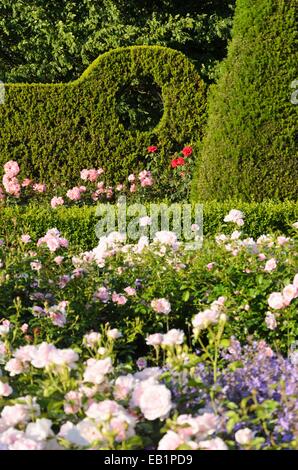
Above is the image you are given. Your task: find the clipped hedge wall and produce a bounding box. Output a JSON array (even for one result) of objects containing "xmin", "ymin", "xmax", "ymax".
[
  {"xmin": 192, "ymin": 0, "xmax": 298, "ymax": 202},
  {"xmin": 0, "ymin": 46, "xmax": 206, "ymax": 185},
  {"xmin": 1, "ymin": 201, "xmax": 297, "ymax": 251}
]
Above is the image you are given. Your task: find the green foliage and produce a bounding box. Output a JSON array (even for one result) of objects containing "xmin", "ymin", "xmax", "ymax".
[
  {"xmin": 192, "ymin": 0, "xmax": 298, "ymax": 202},
  {"xmin": 1, "ymin": 200, "xmax": 297, "ymax": 251},
  {"xmin": 0, "ymin": 46, "xmax": 206, "ymax": 185},
  {"xmin": 0, "ymin": 0, "xmax": 234, "ymax": 84}
]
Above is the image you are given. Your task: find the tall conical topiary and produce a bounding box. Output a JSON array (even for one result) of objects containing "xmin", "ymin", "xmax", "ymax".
[{"xmin": 192, "ymin": 0, "xmax": 297, "ymax": 202}]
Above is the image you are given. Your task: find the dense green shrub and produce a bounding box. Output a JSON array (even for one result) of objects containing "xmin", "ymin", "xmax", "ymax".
[
  {"xmin": 192, "ymin": 0, "xmax": 298, "ymax": 202},
  {"xmin": 0, "ymin": 46, "xmax": 206, "ymax": 185},
  {"xmin": 1, "ymin": 200, "xmax": 297, "ymax": 251}
]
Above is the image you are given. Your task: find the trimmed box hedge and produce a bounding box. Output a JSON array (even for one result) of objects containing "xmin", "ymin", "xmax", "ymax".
[
  {"xmin": 1, "ymin": 200, "xmax": 297, "ymax": 251},
  {"xmin": 0, "ymin": 46, "xmax": 206, "ymax": 185}
]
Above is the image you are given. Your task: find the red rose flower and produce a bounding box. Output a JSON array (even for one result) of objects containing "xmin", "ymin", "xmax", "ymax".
[
  {"xmin": 147, "ymin": 146, "xmax": 158, "ymax": 153},
  {"xmin": 181, "ymin": 146, "xmax": 193, "ymax": 157},
  {"xmin": 171, "ymin": 159, "xmax": 178, "ymax": 168},
  {"xmin": 176, "ymin": 157, "xmax": 185, "ymax": 166}
]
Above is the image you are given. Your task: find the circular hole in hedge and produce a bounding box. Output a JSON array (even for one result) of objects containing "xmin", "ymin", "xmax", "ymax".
[{"xmin": 116, "ymin": 76, "xmax": 163, "ymax": 132}]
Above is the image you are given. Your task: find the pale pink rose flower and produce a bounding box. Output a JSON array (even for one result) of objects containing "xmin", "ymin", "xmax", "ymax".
[
  {"xmin": 33, "ymin": 183, "xmax": 46, "ymax": 193},
  {"xmin": 151, "ymin": 298, "xmax": 171, "ymax": 315},
  {"xmin": 2, "ymin": 175, "xmax": 21, "ymax": 196},
  {"xmin": 146, "ymin": 333, "xmax": 164, "ymax": 346},
  {"xmin": 59, "ymin": 421, "xmax": 89, "ymax": 446},
  {"xmin": 265, "ymin": 312, "xmax": 277, "ymax": 330},
  {"xmin": 80, "ymin": 169, "xmax": 89, "ymax": 181},
  {"xmin": 0, "ymin": 382, "xmax": 13, "ymax": 397},
  {"xmin": 111, "ymin": 292, "xmax": 127, "ymax": 305},
  {"xmin": 207, "ymin": 262, "xmax": 215, "ymax": 270},
  {"xmin": 277, "ymin": 236, "xmax": 289, "ymax": 246},
  {"xmin": 21, "ymin": 178, "xmax": 32, "ymax": 187},
  {"xmin": 54, "ymin": 256, "xmax": 64, "ymax": 265},
  {"xmin": 51, "ymin": 196, "xmax": 64, "ymax": 208},
  {"xmin": 258, "ymin": 253, "xmax": 266, "ymax": 261},
  {"xmin": 4, "ymin": 160, "xmax": 20, "ymax": 177},
  {"xmin": 66, "ymin": 187, "xmax": 81, "ymax": 201},
  {"xmin": 235, "ymin": 428, "xmax": 254, "ymax": 445},
  {"xmin": 198, "ymin": 437, "xmax": 228, "ymax": 450},
  {"xmin": 158, "ymin": 430, "xmax": 183, "ymax": 450},
  {"xmin": 268, "ymin": 292, "xmax": 285, "ymax": 310},
  {"xmin": 20, "ymin": 323, "xmax": 28, "ymax": 333},
  {"xmin": 139, "ymin": 383, "xmax": 172, "ymax": 420},
  {"xmin": 88, "ymin": 169, "xmax": 99, "ymax": 182},
  {"xmin": 130, "ymin": 183, "xmax": 136, "ymax": 193},
  {"xmin": 128, "ymin": 174, "xmax": 135, "ymax": 182},
  {"xmin": 4, "ymin": 358, "xmax": 25, "ymax": 376},
  {"xmin": 25, "ymin": 418, "xmax": 53, "ymax": 441},
  {"xmin": 83, "ymin": 357, "xmax": 113, "ymax": 384},
  {"xmin": 85, "ymin": 400, "xmax": 119, "ymax": 420},
  {"xmin": 84, "ymin": 331, "xmax": 101, "ymax": 348},
  {"xmin": 114, "ymin": 374, "xmax": 135, "ymax": 400},
  {"xmin": 93, "ymin": 286, "xmax": 109, "ymax": 303},
  {"xmin": 264, "ymin": 258, "xmax": 277, "ymax": 272},
  {"xmin": 107, "ymin": 328, "xmax": 122, "ymax": 340},
  {"xmin": 64, "ymin": 391, "xmax": 82, "ymax": 415},
  {"xmin": 21, "ymin": 234, "xmax": 31, "ymax": 244},
  {"xmin": 124, "ymin": 286, "xmax": 136, "ymax": 296},
  {"xmin": 9, "ymin": 436, "xmax": 44, "ymax": 450},
  {"xmin": 1, "ymin": 404, "xmax": 29, "ymax": 426},
  {"xmin": 140, "ymin": 177, "xmax": 153, "ymax": 187},
  {"xmin": 154, "ymin": 231, "xmax": 177, "ymax": 247},
  {"xmin": 292, "ymin": 222, "xmax": 298, "ymax": 229},
  {"xmin": 162, "ymin": 329, "xmax": 184, "ymax": 346},
  {"xmin": 283, "ymin": 284, "xmax": 297, "ymax": 305},
  {"xmin": 224, "ymin": 209, "xmax": 244, "ymax": 226},
  {"xmin": 30, "ymin": 261, "xmax": 42, "ymax": 271},
  {"xmin": 116, "ymin": 184, "xmax": 124, "ymax": 191}
]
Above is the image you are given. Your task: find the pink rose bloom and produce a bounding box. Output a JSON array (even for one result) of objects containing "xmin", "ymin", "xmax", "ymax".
[
  {"xmin": 268, "ymin": 292, "xmax": 285, "ymax": 310},
  {"xmin": 54, "ymin": 256, "xmax": 64, "ymax": 265},
  {"xmin": 283, "ymin": 284, "xmax": 297, "ymax": 305},
  {"xmin": 199, "ymin": 437, "xmax": 228, "ymax": 450},
  {"xmin": 33, "ymin": 183, "xmax": 46, "ymax": 193},
  {"xmin": 162, "ymin": 329, "xmax": 184, "ymax": 346},
  {"xmin": 124, "ymin": 286, "xmax": 136, "ymax": 296},
  {"xmin": 30, "ymin": 261, "xmax": 42, "ymax": 271},
  {"xmin": 146, "ymin": 333, "xmax": 164, "ymax": 346},
  {"xmin": 116, "ymin": 184, "xmax": 124, "ymax": 191},
  {"xmin": 2, "ymin": 175, "xmax": 21, "ymax": 197},
  {"xmin": 107, "ymin": 328, "xmax": 122, "ymax": 340},
  {"xmin": 258, "ymin": 253, "xmax": 266, "ymax": 261},
  {"xmin": 114, "ymin": 375, "xmax": 135, "ymax": 400},
  {"xmin": 292, "ymin": 222, "xmax": 298, "ymax": 229},
  {"xmin": 105, "ymin": 187, "xmax": 113, "ymax": 199},
  {"xmin": 224, "ymin": 209, "xmax": 244, "ymax": 226},
  {"xmin": 207, "ymin": 262, "xmax": 215, "ymax": 270},
  {"xmin": 140, "ymin": 176, "xmax": 153, "ymax": 187},
  {"xmin": 80, "ymin": 169, "xmax": 89, "ymax": 181},
  {"xmin": 84, "ymin": 331, "xmax": 101, "ymax": 348},
  {"xmin": 128, "ymin": 174, "xmax": 135, "ymax": 182},
  {"xmin": 4, "ymin": 160, "xmax": 20, "ymax": 177},
  {"xmin": 264, "ymin": 258, "xmax": 277, "ymax": 272},
  {"xmin": 265, "ymin": 312, "xmax": 277, "ymax": 330},
  {"xmin": 4, "ymin": 358, "xmax": 24, "ymax": 376},
  {"xmin": 151, "ymin": 298, "xmax": 171, "ymax": 315},
  {"xmin": 66, "ymin": 187, "xmax": 81, "ymax": 201},
  {"xmin": 88, "ymin": 169, "xmax": 99, "ymax": 182},
  {"xmin": 139, "ymin": 383, "xmax": 172, "ymax": 420},
  {"xmin": 21, "ymin": 178, "xmax": 32, "ymax": 187},
  {"xmin": 158, "ymin": 431, "xmax": 183, "ymax": 450},
  {"xmin": 83, "ymin": 357, "xmax": 113, "ymax": 384},
  {"xmin": 0, "ymin": 381, "xmax": 13, "ymax": 397},
  {"xmin": 235, "ymin": 428, "xmax": 254, "ymax": 445},
  {"xmin": 130, "ymin": 183, "xmax": 136, "ymax": 193},
  {"xmin": 93, "ymin": 286, "xmax": 109, "ymax": 303},
  {"xmin": 277, "ymin": 236, "xmax": 289, "ymax": 246},
  {"xmin": 112, "ymin": 292, "xmax": 127, "ymax": 305},
  {"xmin": 1, "ymin": 404, "xmax": 30, "ymax": 426},
  {"xmin": 51, "ymin": 197, "xmax": 64, "ymax": 208},
  {"xmin": 21, "ymin": 234, "xmax": 31, "ymax": 244}
]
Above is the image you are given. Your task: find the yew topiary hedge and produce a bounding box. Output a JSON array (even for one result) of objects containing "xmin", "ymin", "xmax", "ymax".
[
  {"xmin": 192, "ymin": 0, "xmax": 298, "ymax": 202},
  {"xmin": 0, "ymin": 46, "xmax": 206, "ymax": 185}
]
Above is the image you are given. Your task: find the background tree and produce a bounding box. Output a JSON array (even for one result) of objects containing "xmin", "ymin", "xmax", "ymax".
[{"xmin": 0, "ymin": 0, "xmax": 234, "ymax": 83}]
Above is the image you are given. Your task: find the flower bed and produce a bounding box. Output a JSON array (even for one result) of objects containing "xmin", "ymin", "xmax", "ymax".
[{"xmin": 0, "ymin": 210, "xmax": 297, "ymax": 450}]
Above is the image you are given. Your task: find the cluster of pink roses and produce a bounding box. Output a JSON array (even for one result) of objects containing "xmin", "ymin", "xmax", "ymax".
[
  {"xmin": 128, "ymin": 169, "xmax": 154, "ymax": 193},
  {"xmin": 37, "ymin": 228, "xmax": 68, "ymax": 252},
  {"xmin": 268, "ymin": 274, "xmax": 298, "ymax": 310},
  {"xmin": 1, "ymin": 161, "xmax": 46, "ymax": 199}
]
